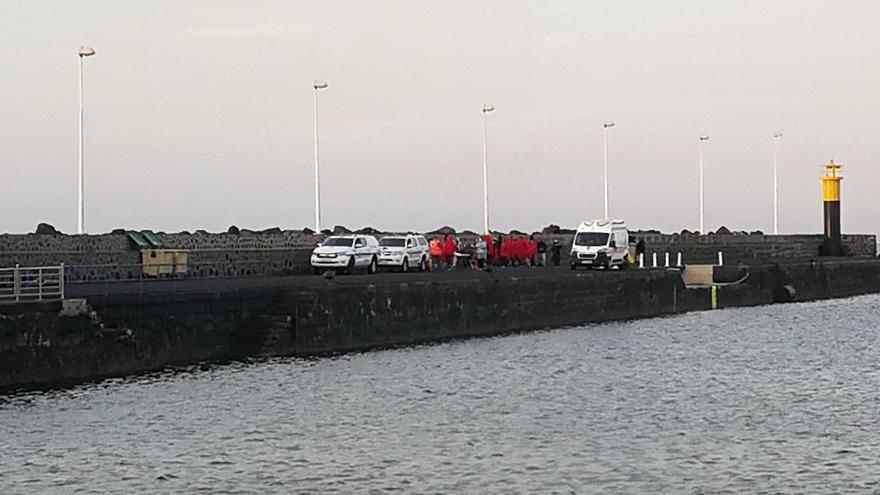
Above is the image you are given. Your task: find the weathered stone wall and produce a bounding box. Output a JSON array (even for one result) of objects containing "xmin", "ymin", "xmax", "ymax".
[
  {"xmin": 4, "ymin": 258, "xmax": 880, "ymax": 392},
  {"xmin": 633, "ymin": 232, "xmax": 877, "ymax": 264},
  {"xmin": 0, "ymin": 230, "xmax": 875, "ymax": 279}
]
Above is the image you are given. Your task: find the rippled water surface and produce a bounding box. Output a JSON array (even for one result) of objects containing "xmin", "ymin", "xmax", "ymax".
[{"xmin": 3, "ymin": 295, "xmax": 880, "ymax": 494}]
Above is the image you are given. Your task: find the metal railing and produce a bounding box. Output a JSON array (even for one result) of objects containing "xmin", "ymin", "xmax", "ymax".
[{"xmin": 0, "ymin": 264, "xmax": 65, "ymax": 304}]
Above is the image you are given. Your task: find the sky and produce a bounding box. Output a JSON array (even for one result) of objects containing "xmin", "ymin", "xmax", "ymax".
[{"xmin": 1, "ymin": 0, "xmax": 878, "ymax": 235}]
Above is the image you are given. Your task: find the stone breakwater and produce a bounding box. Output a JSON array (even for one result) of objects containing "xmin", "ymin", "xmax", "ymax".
[
  {"xmin": 2, "ymin": 258, "xmax": 880, "ymax": 392},
  {"xmin": 0, "ymin": 228, "xmax": 875, "ymax": 281}
]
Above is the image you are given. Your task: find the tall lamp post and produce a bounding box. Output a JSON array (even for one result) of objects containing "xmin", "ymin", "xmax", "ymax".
[
  {"xmin": 602, "ymin": 121, "xmax": 615, "ymax": 219},
  {"xmin": 772, "ymin": 132, "xmax": 783, "ymax": 235},
  {"xmin": 698, "ymin": 135, "xmax": 710, "ymax": 234},
  {"xmin": 77, "ymin": 46, "xmax": 95, "ymax": 235},
  {"xmin": 481, "ymin": 104, "xmax": 495, "ymax": 235},
  {"xmin": 312, "ymin": 80, "xmax": 328, "ymax": 233}
]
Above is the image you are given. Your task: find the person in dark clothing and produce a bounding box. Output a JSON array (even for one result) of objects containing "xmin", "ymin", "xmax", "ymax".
[
  {"xmin": 536, "ymin": 238, "xmax": 548, "ymax": 266},
  {"xmin": 550, "ymin": 239, "xmax": 563, "ymax": 266},
  {"xmin": 635, "ymin": 237, "xmax": 646, "ymax": 262}
]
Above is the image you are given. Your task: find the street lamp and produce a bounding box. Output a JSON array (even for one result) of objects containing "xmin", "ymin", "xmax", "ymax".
[
  {"xmin": 481, "ymin": 104, "xmax": 495, "ymax": 235},
  {"xmin": 698, "ymin": 135, "xmax": 710, "ymax": 234},
  {"xmin": 772, "ymin": 132, "xmax": 783, "ymax": 235},
  {"xmin": 312, "ymin": 80, "xmax": 328, "ymax": 233},
  {"xmin": 602, "ymin": 121, "xmax": 615, "ymax": 219},
  {"xmin": 77, "ymin": 46, "xmax": 95, "ymax": 234}
]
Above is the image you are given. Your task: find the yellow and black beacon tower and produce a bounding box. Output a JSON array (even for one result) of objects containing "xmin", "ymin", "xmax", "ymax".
[{"xmin": 820, "ymin": 159, "xmax": 843, "ymax": 256}]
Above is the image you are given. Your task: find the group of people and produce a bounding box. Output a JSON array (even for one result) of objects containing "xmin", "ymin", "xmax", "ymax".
[{"xmin": 428, "ymin": 234, "xmax": 563, "ymax": 271}]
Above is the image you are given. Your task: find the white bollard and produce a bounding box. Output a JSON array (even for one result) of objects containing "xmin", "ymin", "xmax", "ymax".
[
  {"xmin": 664, "ymin": 252, "xmax": 670, "ymax": 267},
  {"xmin": 717, "ymin": 251, "xmax": 724, "ymax": 266},
  {"xmin": 638, "ymin": 253, "xmax": 644, "ymax": 268},
  {"xmin": 652, "ymin": 252, "xmax": 658, "ymax": 268},
  {"xmin": 676, "ymin": 252, "xmax": 682, "ymax": 267}
]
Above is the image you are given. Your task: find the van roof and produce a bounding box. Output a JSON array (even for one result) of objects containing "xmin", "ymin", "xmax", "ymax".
[{"xmin": 579, "ymin": 219, "xmax": 626, "ymax": 228}]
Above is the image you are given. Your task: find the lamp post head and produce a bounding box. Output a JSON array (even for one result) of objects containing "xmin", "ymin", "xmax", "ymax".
[
  {"xmin": 773, "ymin": 132, "xmax": 783, "ymax": 139},
  {"xmin": 603, "ymin": 121, "xmax": 615, "ymax": 128},
  {"xmin": 481, "ymin": 104, "xmax": 495, "ymax": 113},
  {"xmin": 78, "ymin": 46, "xmax": 95, "ymax": 57},
  {"xmin": 313, "ymin": 80, "xmax": 328, "ymax": 90},
  {"xmin": 699, "ymin": 135, "xmax": 710, "ymax": 141}
]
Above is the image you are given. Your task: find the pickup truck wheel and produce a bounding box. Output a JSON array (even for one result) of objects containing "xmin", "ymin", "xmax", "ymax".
[
  {"xmin": 368, "ymin": 256, "xmax": 378, "ymax": 274},
  {"xmin": 346, "ymin": 256, "xmax": 355, "ymax": 275},
  {"xmin": 401, "ymin": 257, "xmax": 409, "ymax": 272}
]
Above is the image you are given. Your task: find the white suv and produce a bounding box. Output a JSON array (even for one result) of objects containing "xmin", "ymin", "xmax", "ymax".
[
  {"xmin": 378, "ymin": 235, "xmax": 429, "ymax": 272},
  {"xmin": 311, "ymin": 235, "xmax": 380, "ymax": 274}
]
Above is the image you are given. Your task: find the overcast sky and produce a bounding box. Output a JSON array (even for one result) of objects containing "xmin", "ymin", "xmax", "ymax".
[{"xmin": 1, "ymin": 1, "xmax": 878, "ymax": 235}]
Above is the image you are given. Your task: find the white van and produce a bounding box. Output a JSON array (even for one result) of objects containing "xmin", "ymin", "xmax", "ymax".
[
  {"xmin": 311, "ymin": 235, "xmax": 380, "ymax": 274},
  {"xmin": 570, "ymin": 219, "xmax": 629, "ymax": 270},
  {"xmin": 378, "ymin": 234, "xmax": 429, "ymax": 272}
]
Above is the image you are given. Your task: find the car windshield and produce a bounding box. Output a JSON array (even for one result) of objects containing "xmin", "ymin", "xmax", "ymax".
[
  {"xmin": 380, "ymin": 238, "xmax": 406, "ymax": 247},
  {"xmin": 574, "ymin": 232, "xmax": 609, "ymax": 247},
  {"xmin": 322, "ymin": 237, "xmax": 354, "ymax": 247}
]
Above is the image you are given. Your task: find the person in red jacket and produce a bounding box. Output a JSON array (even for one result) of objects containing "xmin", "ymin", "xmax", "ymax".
[
  {"xmin": 528, "ymin": 236, "xmax": 538, "ymax": 267},
  {"xmin": 443, "ymin": 234, "xmax": 457, "ymax": 270},
  {"xmin": 429, "ymin": 237, "xmax": 444, "ymax": 271},
  {"xmin": 500, "ymin": 237, "xmax": 511, "ymax": 266},
  {"xmin": 516, "ymin": 236, "xmax": 529, "ymax": 266}
]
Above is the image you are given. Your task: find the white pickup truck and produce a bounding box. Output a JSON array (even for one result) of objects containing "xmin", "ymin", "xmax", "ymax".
[{"xmin": 311, "ymin": 235, "xmax": 380, "ymax": 274}]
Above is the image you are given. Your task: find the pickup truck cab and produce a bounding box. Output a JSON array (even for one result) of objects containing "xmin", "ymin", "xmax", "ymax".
[
  {"xmin": 311, "ymin": 235, "xmax": 380, "ymax": 274},
  {"xmin": 570, "ymin": 219, "xmax": 629, "ymax": 270},
  {"xmin": 378, "ymin": 234, "xmax": 429, "ymax": 272}
]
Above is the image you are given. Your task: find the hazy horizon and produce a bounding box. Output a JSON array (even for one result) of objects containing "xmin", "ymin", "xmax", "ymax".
[{"xmin": 1, "ymin": 1, "xmax": 878, "ymax": 235}]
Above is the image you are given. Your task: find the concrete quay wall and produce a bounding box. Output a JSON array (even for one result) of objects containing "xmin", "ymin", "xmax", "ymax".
[{"xmin": 3, "ymin": 258, "xmax": 880, "ymax": 392}]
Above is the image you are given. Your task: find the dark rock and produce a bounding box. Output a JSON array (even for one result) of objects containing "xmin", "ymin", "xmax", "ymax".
[
  {"xmin": 542, "ymin": 224, "xmax": 562, "ymax": 234},
  {"xmin": 429, "ymin": 226, "xmax": 457, "ymax": 235},
  {"xmin": 110, "ymin": 228, "xmax": 127, "ymax": 235},
  {"xmin": 716, "ymin": 226, "xmax": 732, "ymax": 235},
  {"xmin": 302, "ymin": 228, "xmax": 315, "ymax": 235},
  {"xmin": 320, "ymin": 229, "xmax": 333, "ymax": 236},
  {"xmin": 240, "ymin": 229, "xmax": 256, "ymax": 235},
  {"xmin": 35, "ymin": 223, "xmax": 58, "ymax": 235},
  {"xmin": 195, "ymin": 230, "xmax": 209, "ymax": 235},
  {"xmin": 261, "ymin": 227, "xmax": 282, "ymax": 235},
  {"xmin": 227, "ymin": 225, "xmax": 240, "ymax": 235},
  {"xmin": 333, "ymin": 225, "xmax": 352, "ymax": 234},
  {"xmin": 750, "ymin": 230, "xmax": 764, "ymax": 235},
  {"xmin": 356, "ymin": 226, "xmax": 380, "ymax": 235}
]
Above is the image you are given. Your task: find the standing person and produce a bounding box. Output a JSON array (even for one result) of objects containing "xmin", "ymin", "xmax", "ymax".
[
  {"xmin": 429, "ymin": 237, "xmax": 443, "ymax": 271},
  {"xmin": 550, "ymin": 239, "xmax": 563, "ymax": 266},
  {"xmin": 516, "ymin": 236, "xmax": 529, "ymax": 266},
  {"xmin": 528, "ymin": 236, "xmax": 538, "ymax": 267},
  {"xmin": 635, "ymin": 237, "xmax": 646, "ymax": 264},
  {"xmin": 444, "ymin": 234, "xmax": 457, "ymax": 271},
  {"xmin": 483, "ymin": 234, "xmax": 495, "ymax": 266},
  {"xmin": 537, "ymin": 237, "xmax": 548, "ymax": 267},
  {"xmin": 474, "ymin": 236, "xmax": 488, "ymax": 271}
]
